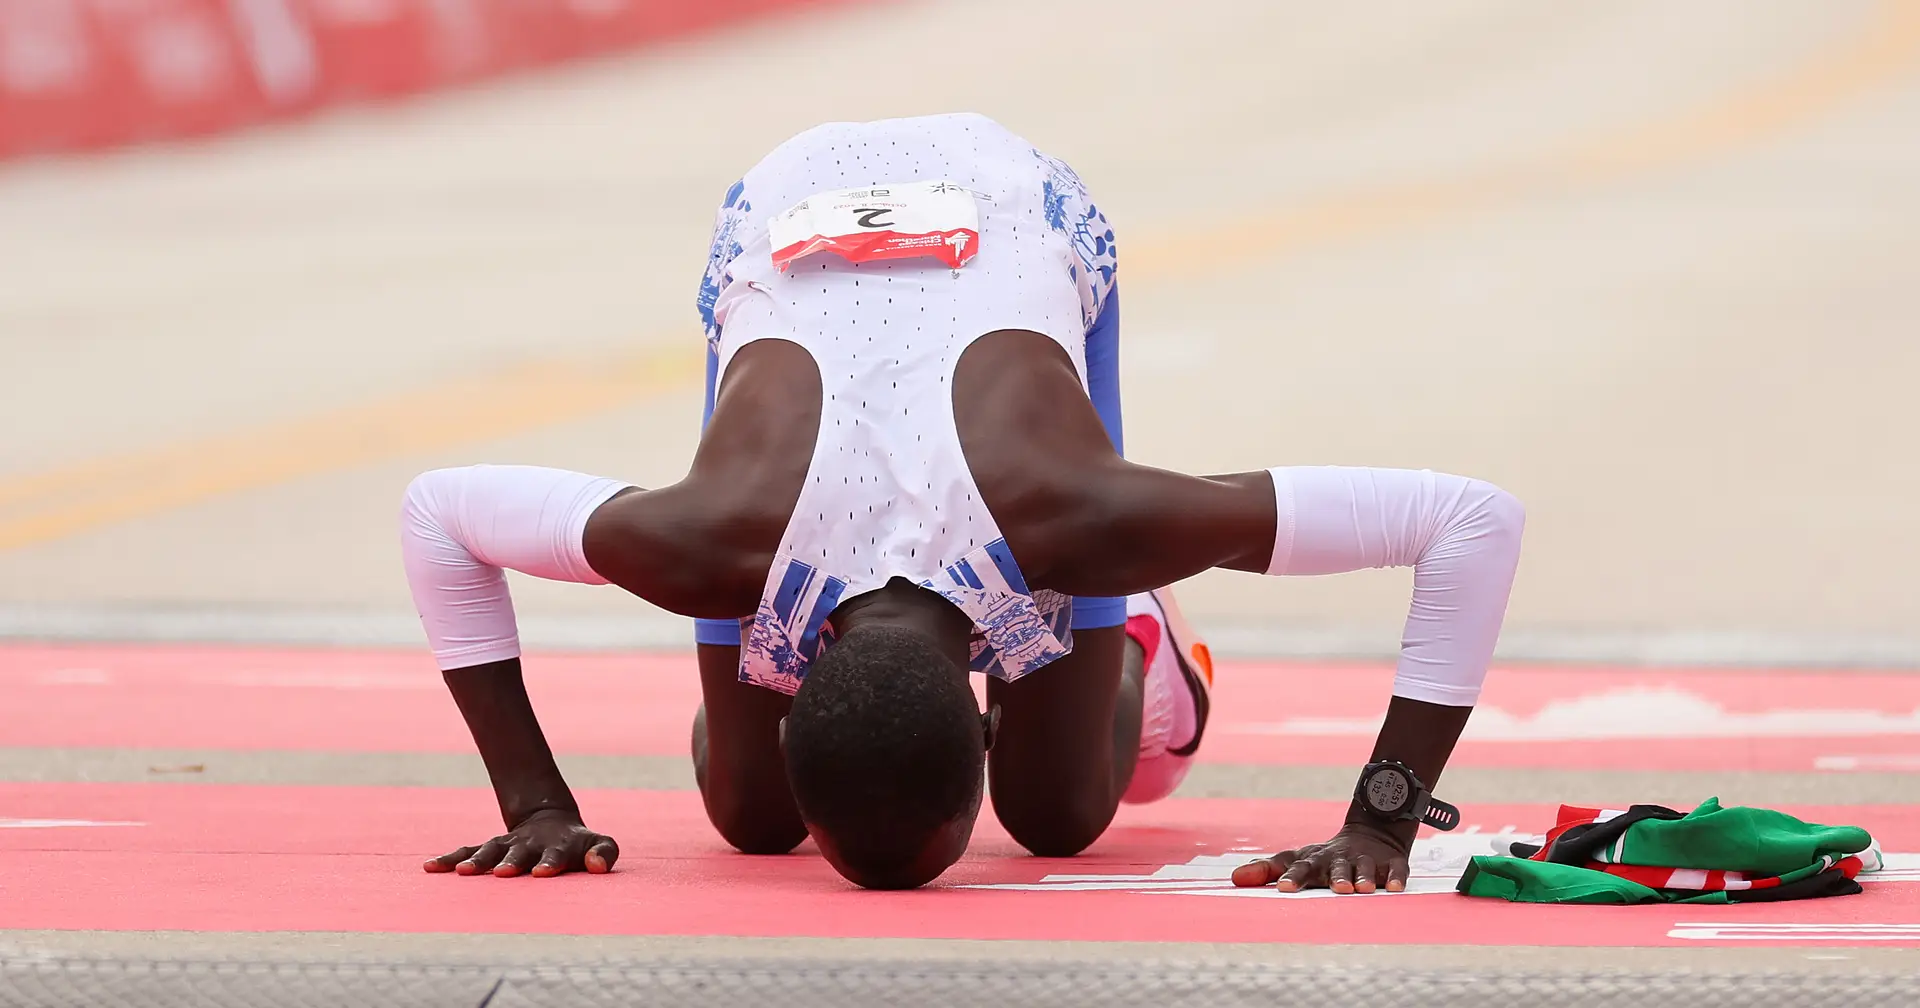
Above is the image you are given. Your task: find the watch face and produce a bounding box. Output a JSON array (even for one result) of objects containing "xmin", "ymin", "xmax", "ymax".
[{"xmin": 1364, "ymin": 767, "xmax": 1411, "ymax": 814}]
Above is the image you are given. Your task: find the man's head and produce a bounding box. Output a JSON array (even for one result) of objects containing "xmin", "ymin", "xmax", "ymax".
[{"xmin": 781, "ymin": 623, "xmax": 994, "ymax": 889}]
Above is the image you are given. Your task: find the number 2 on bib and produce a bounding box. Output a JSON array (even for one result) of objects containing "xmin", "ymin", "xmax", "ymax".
[{"xmin": 769, "ymin": 180, "xmax": 982, "ymax": 271}]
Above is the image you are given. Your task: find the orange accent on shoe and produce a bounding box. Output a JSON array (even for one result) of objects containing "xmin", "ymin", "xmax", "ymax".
[{"xmin": 1189, "ymin": 642, "xmax": 1214, "ymax": 688}]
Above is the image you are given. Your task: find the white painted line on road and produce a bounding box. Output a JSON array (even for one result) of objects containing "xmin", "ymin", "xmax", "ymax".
[
  {"xmin": 1232, "ymin": 686, "xmax": 1920, "ymax": 741},
  {"xmin": 0, "ymin": 819, "xmax": 144, "ymax": 829},
  {"xmin": 1817, "ymin": 755, "xmax": 1920, "ymax": 771},
  {"xmin": 1669, "ymin": 923, "xmax": 1920, "ymax": 941}
]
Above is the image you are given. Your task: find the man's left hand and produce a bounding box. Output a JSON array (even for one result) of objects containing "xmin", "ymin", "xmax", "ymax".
[{"xmin": 1231, "ymin": 822, "xmax": 1411, "ymax": 894}]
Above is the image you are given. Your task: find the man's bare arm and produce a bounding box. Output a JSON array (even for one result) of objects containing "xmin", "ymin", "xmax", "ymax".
[
  {"xmin": 1036, "ymin": 464, "xmax": 1523, "ymax": 893},
  {"xmin": 416, "ymin": 657, "xmax": 619, "ymax": 877},
  {"xmin": 400, "ymin": 465, "xmax": 636, "ymax": 877}
]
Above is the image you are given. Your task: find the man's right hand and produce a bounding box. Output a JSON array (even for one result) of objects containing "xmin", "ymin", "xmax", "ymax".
[{"xmin": 423, "ymin": 808, "xmax": 620, "ymax": 878}]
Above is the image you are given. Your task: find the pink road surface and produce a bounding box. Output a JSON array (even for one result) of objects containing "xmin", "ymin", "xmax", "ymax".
[
  {"xmin": 5, "ymin": 644, "xmax": 1920, "ymax": 772},
  {"xmin": 2, "ymin": 784, "xmax": 1915, "ymax": 946}
]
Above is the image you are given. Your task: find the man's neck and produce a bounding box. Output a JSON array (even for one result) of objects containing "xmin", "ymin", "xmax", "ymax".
[{"xmin": 829, "ymin": 579, "xmax": 974, "ymax": 678}]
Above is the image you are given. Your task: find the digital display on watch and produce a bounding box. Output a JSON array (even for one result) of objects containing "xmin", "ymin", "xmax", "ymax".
[{"xmin": 1355, "ymin": 761, "xmax": 1460, "ymax": 832}]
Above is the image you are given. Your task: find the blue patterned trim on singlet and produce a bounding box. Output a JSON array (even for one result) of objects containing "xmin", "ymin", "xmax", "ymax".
[
  {"xmin": 698, "ymin": 180, "xmax": 752, "ymax": 340},
  {"xmin": 1033, "ymin": 150, "xmax": 1117, "ymax": 329},
  {"xmin": 738, "ymin": 537, "xmax": 1074, "ymax": 696}
]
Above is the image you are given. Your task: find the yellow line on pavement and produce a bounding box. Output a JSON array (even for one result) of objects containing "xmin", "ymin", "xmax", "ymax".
[
  {"xmin": 0, "ymin": 351, "xmax": 701, "ymax": 552},
  {"xmin": 1, "ymin": 0, "xmax": 1916, "ymax": 551}
]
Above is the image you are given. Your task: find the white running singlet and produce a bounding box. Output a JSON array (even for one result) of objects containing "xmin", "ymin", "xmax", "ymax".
[{"xmin": 699, "ymin": 113, "xmax": 1119, "ymax": 695}]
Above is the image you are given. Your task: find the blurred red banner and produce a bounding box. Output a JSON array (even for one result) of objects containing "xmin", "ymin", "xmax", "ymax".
[{"xmin": 0, "ymin": 0, "xmax": 850, "ymax": 158}]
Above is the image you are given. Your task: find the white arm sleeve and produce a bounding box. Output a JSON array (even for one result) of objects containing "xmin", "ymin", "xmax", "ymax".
[
  {"xmin": 1265, "ymin": 466, "xmax": 1525, "ymax": 706},
  {"xmin": 400, "ymin": 465, "xmax": 632, "ymax": 670}
]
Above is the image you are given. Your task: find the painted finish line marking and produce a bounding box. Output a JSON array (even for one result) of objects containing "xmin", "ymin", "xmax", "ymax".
[
  {"xmin": 0, "ymin": 818, "xmax": 144, "ymax": 829},
  {"xmin": 1817, "ymin": 754, "xmax": 1920, "ymax": 771},
  {"xmin": 965, "ymin": 832, "xmax": 1920, "ymax": 899},
  {"xmin": 963, "ymin": 830, "xmax": 1536, "ymax": 898},
  {"xmin": 1670, "ymin": 923, "xmax": 1920, "ymax": 941},
  {"xmin": 1235, "ymin": 685, "xmax": 1920, "ymax": 741}
]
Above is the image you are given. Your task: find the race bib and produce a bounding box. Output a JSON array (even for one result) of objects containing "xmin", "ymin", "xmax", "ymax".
[{"xmin": 769, "ymin": 180, "xmax": 981, "ymax": 271}]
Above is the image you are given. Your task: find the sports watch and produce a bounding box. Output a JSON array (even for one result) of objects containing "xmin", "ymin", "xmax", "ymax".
[{"xmin": 1354, "ymin": 761, "xmax": 1460, "ymax": 832}]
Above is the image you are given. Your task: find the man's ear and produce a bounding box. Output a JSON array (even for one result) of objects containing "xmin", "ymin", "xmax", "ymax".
[
  {"xmin": 982, "ymin": 704, "xmax": 1002, "ymax": 752},
  {"xmin": 778, "ymin": 715, "xmax": 790, "ymax": 754}
]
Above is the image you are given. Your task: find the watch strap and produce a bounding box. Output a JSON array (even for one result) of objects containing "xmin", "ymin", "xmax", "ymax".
[{"xmin": 1418, "ymin": 796, "xmax": 1461, "ymax": 832}]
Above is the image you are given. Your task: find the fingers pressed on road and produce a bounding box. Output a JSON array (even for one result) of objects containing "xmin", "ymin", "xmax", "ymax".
[
  {"xmin": 529, "ymin": 846, "xmax": 573, "ymax": 879},
  {"xmin": 1231, "ymin": 856, "xmax": 1280, "ymax": 888},
  {"xmin": 424, "ymin": 846, "xmax": 479, "ymax": 874},
  {"xmin": 1328, "ymin": 857, "xmax": 1354, "ymax": 895},
  {"xmin": 1354, "ymin": 854, "xmax": 1378, "ymax": 894},
  {"xmin": 458, "ymin": 837, "xmax": 511, "ymax": 875},
  {"xmin": 1275, "ymin": 858, "xmax": 1316, "ymax": 893},
  {"xmin": 1388, "ymin": 857, "xmax": 1411, "ymax": 892},
  {"xmin": 585, "ymin": 837, "xmax": 619, "ymax": 873},
  {"xmin": 492, "ymin": 841, "xmax": 542, "ymax": 878}
]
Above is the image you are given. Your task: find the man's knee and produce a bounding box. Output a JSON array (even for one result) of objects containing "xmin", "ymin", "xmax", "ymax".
[
  {"xmin": 993, "ymin": 786, "xmax": 1116, "ymax": 858},
  {"xmin": 704, "ymin": 793, "xmax": 808, "ymax": 855},
  {"xmin": 691, "ymin": 705, "xmax": 807, "ymax": 855}
]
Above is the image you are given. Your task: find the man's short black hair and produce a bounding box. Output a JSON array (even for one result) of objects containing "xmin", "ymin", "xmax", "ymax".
[{"xmin": 783, "ymin": 623, "xmax": 983, "ymax": 889}]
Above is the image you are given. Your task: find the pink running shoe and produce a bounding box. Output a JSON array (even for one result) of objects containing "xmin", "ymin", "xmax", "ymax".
[{"xmin": 1121, "ymin": 587, "xmax": 1213, "ymax": 805}]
